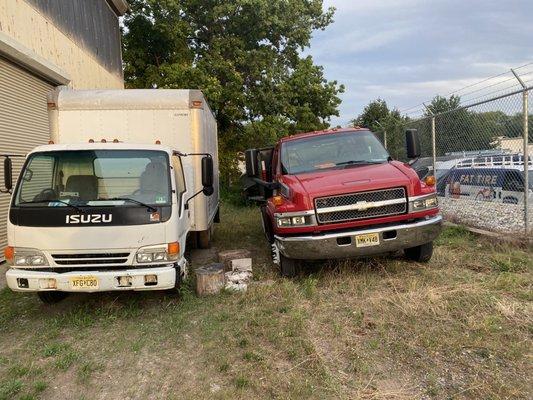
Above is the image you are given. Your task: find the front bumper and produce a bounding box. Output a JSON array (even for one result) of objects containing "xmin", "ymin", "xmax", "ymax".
[
  {"xmin": 274, "ymin": 215, "xmax": 442, "ymax": 260},
  {"xmin": 6, "ymin": 265, "xmax": 177, "ymax": 292}
]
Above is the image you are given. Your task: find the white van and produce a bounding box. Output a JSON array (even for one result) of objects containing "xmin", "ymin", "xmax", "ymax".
[{"xmin": 444, "ymin": 168, "xmax": 532, "ymax": 204}]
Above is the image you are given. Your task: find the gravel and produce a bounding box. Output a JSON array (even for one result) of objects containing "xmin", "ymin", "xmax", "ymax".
[{"xmin": 439, "ymin": 196, "xmax": 533, "ymax": 235}]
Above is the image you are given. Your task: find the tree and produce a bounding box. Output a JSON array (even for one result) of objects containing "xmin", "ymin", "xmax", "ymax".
[
  {"xmin": 423, "ymin": 95, "xmax": 497, "ymax": 156},
  {"xmin": 351, "ymin": 99, "xmax": 407, "ymax": 159},
  {"xmin": 122, "ymin": 0, "xmax": 344, "ymax": 184}
]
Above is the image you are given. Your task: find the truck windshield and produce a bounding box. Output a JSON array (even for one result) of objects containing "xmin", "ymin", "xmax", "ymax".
[
  {"xmin": 14, "ymin": 150, "xmax": 172, "ymax": 208},
  {"xmin": 280, "ymin": 130, "xmax": 389, "ymax": 175}
]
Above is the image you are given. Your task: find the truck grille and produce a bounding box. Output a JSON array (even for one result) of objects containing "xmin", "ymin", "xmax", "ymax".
[
  {"xmin": 315, "ymin": 187, "xmax": 407, "ymax": 224},
  {"xmin": 51, "ymin": 253, "xmax": 130, "ymax": 266}
]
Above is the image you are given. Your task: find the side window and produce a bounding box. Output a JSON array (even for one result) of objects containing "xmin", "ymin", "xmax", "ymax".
[
  {"xmin": 172, "ymin": 156, "xmax": 187, "ymax": 210},
  {"xmin": 19, "ymin": 156, "xmax": 55, "ymax": 202}
]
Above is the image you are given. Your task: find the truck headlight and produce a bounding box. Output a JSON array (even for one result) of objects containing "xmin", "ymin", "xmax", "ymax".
[
  {"xmin": 275, "ymin": 212, "xmax": 316, "ymax": 228},
  {"xmin": 409, "ymin": 194, "xmax": 438, "ymax": 212},
  {"xmin": 12, "ymin": 248, "xmax": 49, "ymax": 266},
  {"xmin": 135, "ymin": 242, "xmax": 180, "ymax": 263}
]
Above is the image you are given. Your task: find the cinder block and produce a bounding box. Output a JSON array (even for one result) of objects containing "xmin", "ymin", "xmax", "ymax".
[
  {"xmin": 218, "ymin": 249, "xmax": 252, "ymax": 270},
  {"xmin": 231, "ymin": 258, "xmax": 252, "ymax": 272}
]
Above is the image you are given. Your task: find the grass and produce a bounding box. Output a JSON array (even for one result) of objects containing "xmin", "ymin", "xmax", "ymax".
[{"xmin": 0, "ymin": 203, "xmax": 531, "ymax": 399}]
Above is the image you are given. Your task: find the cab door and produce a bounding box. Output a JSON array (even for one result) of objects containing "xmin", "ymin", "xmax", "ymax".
[{"xmin": 171, "ymin": 155, "xmax": 190, "ymax": 251}]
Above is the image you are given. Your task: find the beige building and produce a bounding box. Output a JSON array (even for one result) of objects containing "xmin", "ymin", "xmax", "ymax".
[{"xmin": 0, "ymin": 0, "xmax": 128, "ymax": 259}]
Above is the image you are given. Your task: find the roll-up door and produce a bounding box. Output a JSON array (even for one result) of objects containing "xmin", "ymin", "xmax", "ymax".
[{"xmin": 0, "ymin": 56, "xmax": 54, "ymax": 261}]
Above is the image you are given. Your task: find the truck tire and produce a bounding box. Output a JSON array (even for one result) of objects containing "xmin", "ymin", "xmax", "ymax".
[
  {"xmin": 37, "ymin": 291, "xmax": 69, "ymax": 304},
  {"xmin": 280, "ymin": 254, "xmax": 301, "ymax": 278},
  {"xmin": 404, "ymin": 242, "xmax": 433, "ymax": 262}
]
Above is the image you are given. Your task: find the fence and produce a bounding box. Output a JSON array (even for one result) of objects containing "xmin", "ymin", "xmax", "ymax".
[{"xmin": 382, "ymin": 64, "xmax": 533, "ymax": 237}]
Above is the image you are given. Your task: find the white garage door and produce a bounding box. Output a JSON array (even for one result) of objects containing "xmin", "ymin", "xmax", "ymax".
[{"xmin": 0, "ymin": 56, "xmax": 54, "ymax": 261}]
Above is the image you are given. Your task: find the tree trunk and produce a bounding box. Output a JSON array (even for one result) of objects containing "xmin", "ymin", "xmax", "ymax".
[{"xmin": 195, "ymin": 263, "xmax": 225, "ymax": 296}]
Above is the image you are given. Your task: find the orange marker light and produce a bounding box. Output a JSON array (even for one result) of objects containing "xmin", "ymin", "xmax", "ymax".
[
  {"xmin": 88, "ymin": 139, "xmax": 94, "ymax": 143},
  {"xmin": 273, "ymin": 195, "xmax": 284, "ymax": 206},
  {"xmin": 424, "ymin": 175, "xmax": 436, "ymax": 186},
  {"xmin": 48, "ymin": 140, "xmax": 54, "ymax": 144},
  {"xmin": 113, "ymin": 139, "xmax": 119, "ymax": 143},
  {"xmin": 4, "ymin": 246, "xmax": 14, "ymax": 262},
  {"xmin": 101, "ymin": 139, "xmax": 107, "ymax": 143},
  {"xmin": 155, "ymin": 140, "xmax": 161, "ymax": 144},
  {"xmin": 167, "ymin": 242, "xmax": 180, "ymax": 256}
]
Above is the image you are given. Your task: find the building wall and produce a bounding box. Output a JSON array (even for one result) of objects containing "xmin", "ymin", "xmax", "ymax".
[{"xmin": 0, "ymin": 0, "xmax": 124, "ymax": 89}]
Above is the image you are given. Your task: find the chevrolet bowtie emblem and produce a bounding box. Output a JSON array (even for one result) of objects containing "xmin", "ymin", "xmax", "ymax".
[{"xmin": 354, "ymin": 200, "xmax": 370, "ymax": 211}]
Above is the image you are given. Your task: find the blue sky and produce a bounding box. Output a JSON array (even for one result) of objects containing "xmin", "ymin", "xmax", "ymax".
[{"xmin": 308, "ymin": 0, "xmax": 533, "ymax": 126}]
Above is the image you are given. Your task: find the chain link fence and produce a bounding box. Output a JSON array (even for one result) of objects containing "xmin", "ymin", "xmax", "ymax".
[{"xmin": 398, "ymin": 65, "xmax": 532, "ymax": 237}]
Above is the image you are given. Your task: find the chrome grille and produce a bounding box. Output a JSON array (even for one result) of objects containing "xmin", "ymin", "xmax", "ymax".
[
  {"xmin": 51, "ymin": 252, "xmax": 130, "ymax": 266},
  {"xmin": 315, "ymin": 187, "xmax": 407, "ymax": 224}
]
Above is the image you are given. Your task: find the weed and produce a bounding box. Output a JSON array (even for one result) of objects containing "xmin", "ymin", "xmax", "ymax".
[
  {"xmin": 234, "ymin": 376, "xmax": 249, "ymax": 389},
  {"xmin": 33, "ymin": 381, "xmax": 47, "ymax": 393},
  {"xmin": 0, "ymin": 379, "xmax": 22, "ymax": 400}
]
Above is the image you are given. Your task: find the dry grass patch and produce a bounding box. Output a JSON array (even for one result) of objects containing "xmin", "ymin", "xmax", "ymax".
[{"xmin": 0, "ymin": 204, "xmax": 531, "ymax": 399}]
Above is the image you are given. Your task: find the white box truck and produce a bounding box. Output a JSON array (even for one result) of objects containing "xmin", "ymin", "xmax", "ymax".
[{"xmin": 1, "ymin": 88, "xmax": 219, "ymax": 303}]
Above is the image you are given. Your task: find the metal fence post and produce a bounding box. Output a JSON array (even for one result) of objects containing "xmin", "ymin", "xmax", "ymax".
[
  {"xmin": 523, "ymin": 90, "xmax": 529, "ymax": 235},
  {"xmin": 431, "ymin": 115, "xmax": 436, "ymax": 177},
  {"xmin": 423, "ymin": 104, "xmax": 437, "ymax": 176},
  {"xmin": 512, "ymin": 69, "xmax": 529, "ymax": 235}
]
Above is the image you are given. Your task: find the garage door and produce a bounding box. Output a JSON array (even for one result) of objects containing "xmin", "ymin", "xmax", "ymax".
[{"xmin": 0, "ymin": 56, "xmax": 54, "ymax": 261}]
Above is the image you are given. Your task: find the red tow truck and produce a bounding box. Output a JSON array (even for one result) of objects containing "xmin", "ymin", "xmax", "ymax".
[{"xmin": 245, "ymin": 127, "xmax": 442, "ymax": 276}]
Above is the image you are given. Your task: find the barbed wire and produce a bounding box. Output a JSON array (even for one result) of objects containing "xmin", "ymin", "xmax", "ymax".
[{"xmin": 399, "ymin": 62, "xmax": 533, "ymax": 116}]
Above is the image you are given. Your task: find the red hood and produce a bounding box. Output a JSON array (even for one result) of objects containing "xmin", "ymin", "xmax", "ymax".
[{"xmin": 283, "ymin": 161, "xmax": 422, "ymax": 203}]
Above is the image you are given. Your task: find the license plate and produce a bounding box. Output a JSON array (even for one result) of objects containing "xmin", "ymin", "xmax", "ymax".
[
  {"xmin": 70, "ymin": 276, "xmax": 99, "ymax": 290},
  {"xmin": 355, "ymin": 233, "xmax": 380, "ymax": 247}
]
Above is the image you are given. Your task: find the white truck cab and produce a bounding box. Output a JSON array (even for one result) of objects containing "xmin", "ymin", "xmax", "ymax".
[{"xmin": 2, "ymin": 88, "xmax": 219, "ymax": 303}]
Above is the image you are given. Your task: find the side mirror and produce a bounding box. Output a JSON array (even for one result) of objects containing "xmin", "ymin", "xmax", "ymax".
[
  {"xmin": 405, "ymin": 129, "xmax": 421, "ymax": 159},
  {"xmin": 4, "ymin": 157, "xmax": 13, "ymax": 191},
  {"xmin": 201, "ymin": 156, "xmax": 214, "ymax": 196},
  {"xmin": 245, "ymin": 149, "xmax": 259, "ymax": 177}
]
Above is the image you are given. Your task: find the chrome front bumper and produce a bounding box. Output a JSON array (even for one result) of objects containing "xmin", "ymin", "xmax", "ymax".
[{"xmin": 274, "ymin": 215, "xmax": 442, "ymax": 260}]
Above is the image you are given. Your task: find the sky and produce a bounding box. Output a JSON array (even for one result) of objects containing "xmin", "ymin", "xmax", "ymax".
[{"xmin": 307, "ymin": 0, "xmax": 533, "ymax": 126}]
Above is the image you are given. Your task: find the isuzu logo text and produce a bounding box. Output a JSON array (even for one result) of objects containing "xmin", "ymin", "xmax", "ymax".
[{"xmin": 65, "ymin": 214, "xmax": 113, "ymax": 224}]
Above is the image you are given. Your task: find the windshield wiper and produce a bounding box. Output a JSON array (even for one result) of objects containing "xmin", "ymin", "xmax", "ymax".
[
  {"xmin": 18, "ymin": 200, "xmax": 84, "ymax": 212},
  {"xmin": 335, "ymin": 160, "xmax": 385, "ymax": 166},
  {"xmin": 103, "ymin": 197, "xmax": 157, "ymax": 212}
]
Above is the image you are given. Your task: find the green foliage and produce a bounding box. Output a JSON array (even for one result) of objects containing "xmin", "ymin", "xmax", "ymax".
[
  {"xmin": 122, "ymin": 0, "xmax": 344, "ymax": 185},
  {"xmin": 351, "ymin": 98, "xmax": 408, "ymax": 160}
]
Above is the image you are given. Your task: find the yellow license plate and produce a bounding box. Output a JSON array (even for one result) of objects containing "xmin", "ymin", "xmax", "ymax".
[
  {"xmin": 355, "ymin": 233, "xmax": 380, "ymax": 247},
  {"xmin": 70, "ymin": 276, "xmax": 99, "ymax": 290}
]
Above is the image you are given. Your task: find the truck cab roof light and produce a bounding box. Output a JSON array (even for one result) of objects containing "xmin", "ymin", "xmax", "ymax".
[
  {"xmin": 155, "ymin": 140, "xmax": 161, "ymax": 144},
  {"xmin": 48, "ymin": 140, "xmax": 54, "ymax": 144},
  {"xmin": 113, "ymin": 139, "xmax": 119, "ymax": 143},
  {"xmin": 101, "ymin": 139, "xmax": 107, "ymax": 143},
  {"xmin": 88, "ymin": 139, "xmax": 94, "ymax": 143}
]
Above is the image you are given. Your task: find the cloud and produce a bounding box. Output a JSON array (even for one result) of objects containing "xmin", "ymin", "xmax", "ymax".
[{"xmin": 309, "ymin": 0, "xmax": 533, "ymax": 126}]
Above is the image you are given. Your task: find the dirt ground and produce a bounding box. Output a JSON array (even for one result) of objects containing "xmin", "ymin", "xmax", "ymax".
[{"xmin": 0, "ymin": 204, "xmax": 531, "ymax": 400}]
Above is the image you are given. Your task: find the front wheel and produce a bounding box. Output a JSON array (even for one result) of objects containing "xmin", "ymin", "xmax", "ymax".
[
  {"xmin": 280, "ymin": 254, "xmax": 302, "ymax": 278},
  {"xmin": 37, "ymin": 291, "xmax": 69, "ymax": 304},
  {"xmin": 404, "ymin": 242, "xmax": 434, "ymax": 263}
]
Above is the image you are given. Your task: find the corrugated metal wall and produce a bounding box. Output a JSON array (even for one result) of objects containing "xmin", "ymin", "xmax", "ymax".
[
  {"xmin": 25, "ymin": 0, "xmax": 123, "ymax": 78},
  {"xmin": 0, "ymin": 56, "xmax": 54, "ymax": 260}
]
